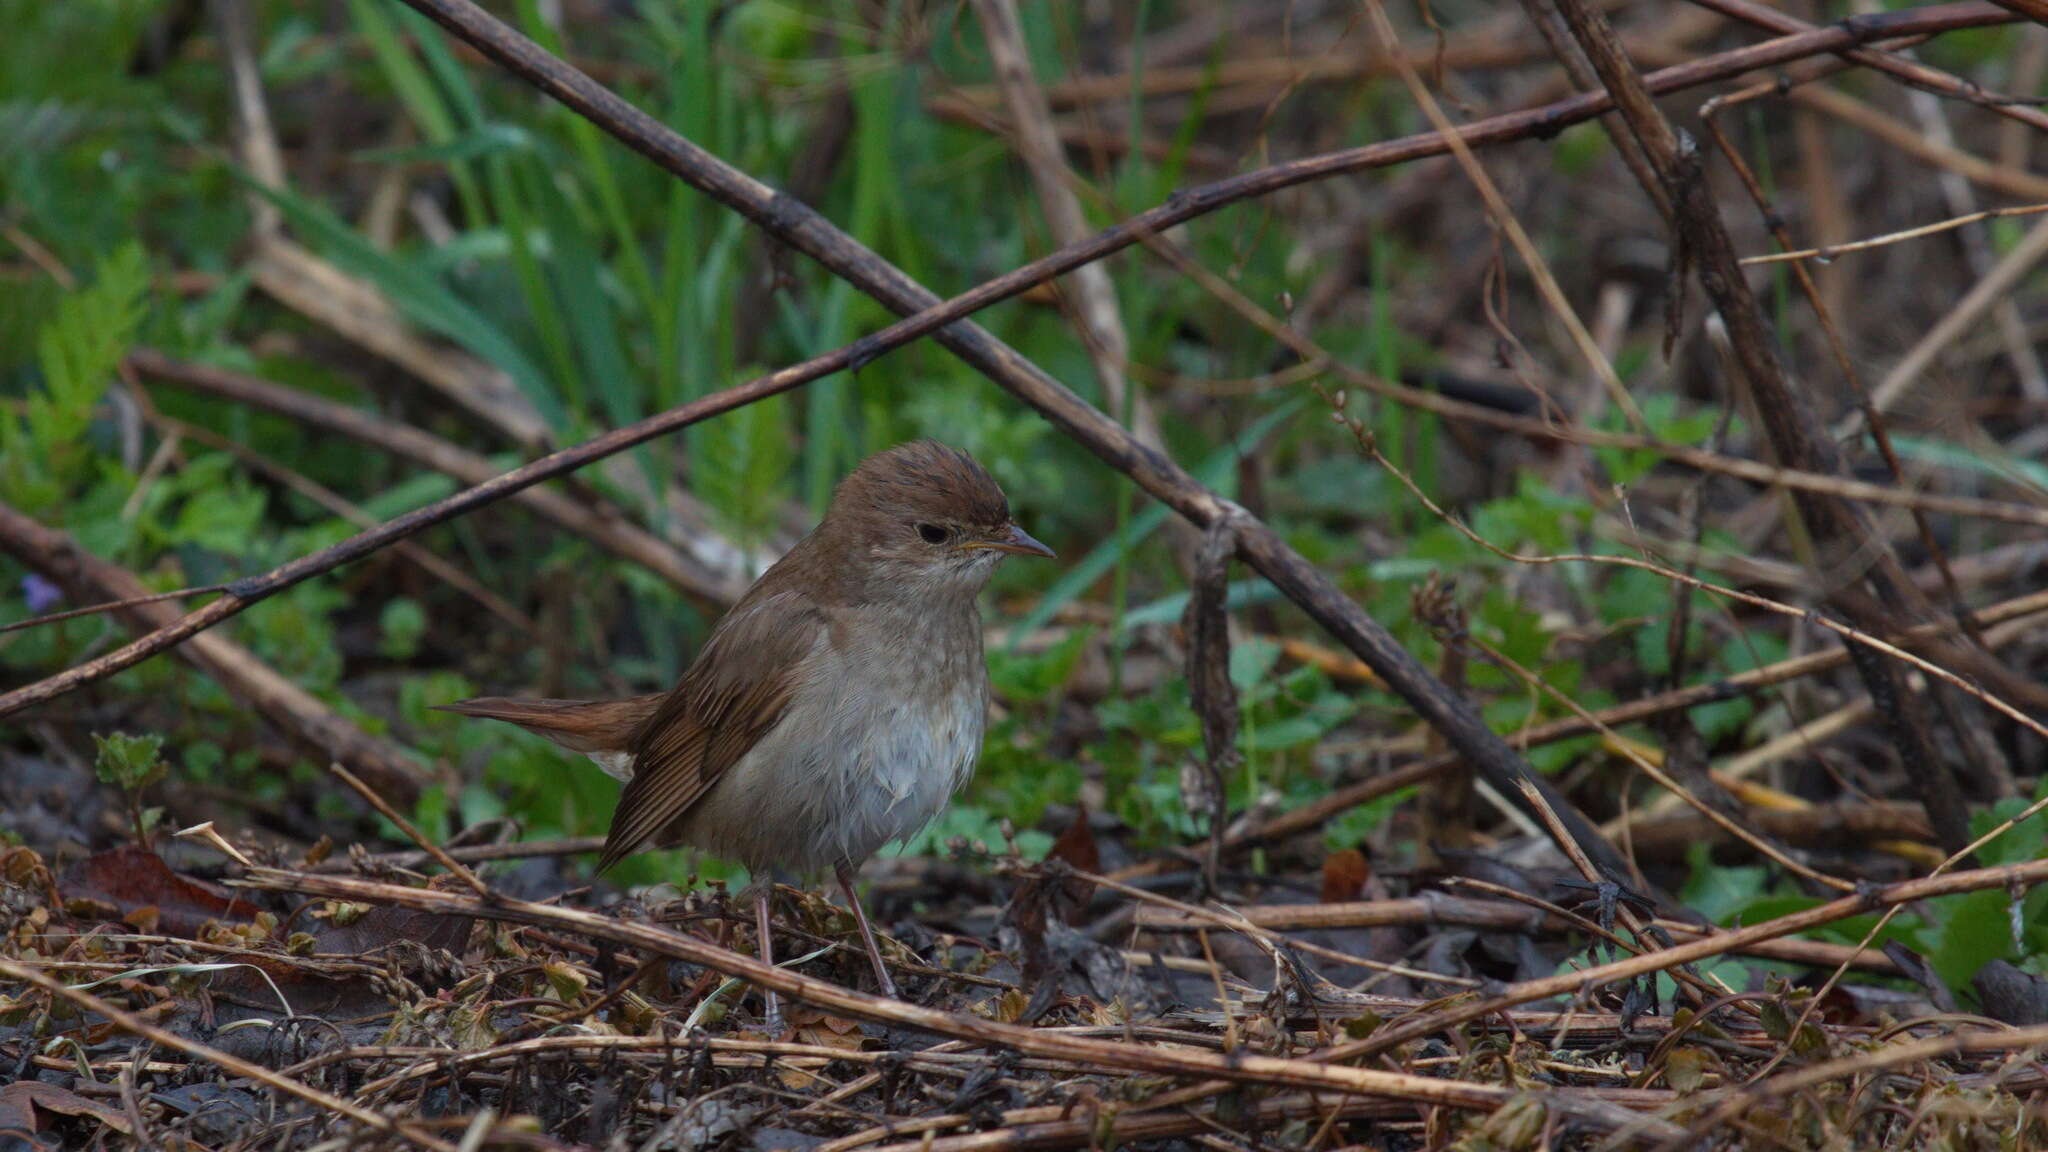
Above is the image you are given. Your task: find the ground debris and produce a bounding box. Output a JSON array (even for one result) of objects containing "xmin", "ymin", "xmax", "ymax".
[{"xmin": 1, "ymin": 836, "xmax": 2043, "ymax": 1151}]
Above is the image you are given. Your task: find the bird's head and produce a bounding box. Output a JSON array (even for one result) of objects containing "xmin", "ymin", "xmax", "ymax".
[{"xmin": 821, "ymin": 440, "xmax": 1054, "ymax": 600}]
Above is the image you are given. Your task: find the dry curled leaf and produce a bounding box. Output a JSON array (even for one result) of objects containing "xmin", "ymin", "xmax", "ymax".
[
  {"xmin": 790, "ymin": 1006, "xmax": 865, "ymax": 1054},
  {"xmin": 980, "ymin": 987, "xmax": 1031, "ymax": 1023},
  {"xmin": 1321, "ymin": 849, "xmax": 1371, "ymax": 903},
  {"xmin": 1455, "ymin": 1092, "xmax": 1545, "ymax": 1151},
  {"xmin": 0, "ymin": 1080, "xmax": 132, "ymax": 1148},
  {"xmin": 1664, "ymin": 1046, "xmax": 1712, "ymax": 1093},
  {"xmin": 543, "ymin": 961, "xmax": 589, "ymax": 1003}
]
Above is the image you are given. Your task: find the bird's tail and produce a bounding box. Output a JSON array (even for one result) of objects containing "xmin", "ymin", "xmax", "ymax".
[{"xmin": 435, "ymin": 695, "xmax": 664, "ymax": 780}]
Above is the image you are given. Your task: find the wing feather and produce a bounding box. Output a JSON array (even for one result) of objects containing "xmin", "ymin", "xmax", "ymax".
[{"xmin": 595, "ymin": 592, "xmax": 828, "ymax": 873}]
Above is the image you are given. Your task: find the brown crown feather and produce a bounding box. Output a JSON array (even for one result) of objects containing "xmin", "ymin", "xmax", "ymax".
[{"xmin": 828, "ymin": 440, "xmax": 1012, "ymax": 533}]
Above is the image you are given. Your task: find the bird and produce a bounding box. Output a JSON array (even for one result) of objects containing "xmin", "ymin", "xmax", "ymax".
[{"xmin": 439, "ymin": 441, "xmax": 1054, "ymax": 1028}]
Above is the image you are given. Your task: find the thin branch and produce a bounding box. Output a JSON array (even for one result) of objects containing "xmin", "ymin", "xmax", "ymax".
[
  {"xmin": 0, "ymin": 500, "xmax": 430, "ymax": 802},
  {"xmin": 156, "ymin": 413, "xmax": 542, "ymax": 638},
  {"xmin": 969, "ymin": 0, "xmax": 1162, "ymax": 453},
  {"xmin": 130, "ymin": 349, "xmax": 745, "ymax": 607},
  {"xmin": 0, "ymin": 584, "xmax": 233, "ymax": 635},
  {"xmin": 1542, "ymin": 0, "xmax": 1978, "ymax": 855},
  {"xmin": 1740, "ymin": 202, "xmax": 2048, "ymax": 266},
  {"xmin": 1363, "ymin": 0, "xmax": 1646, "ymax": 429},
  {"xmin": 1338, "ymin": 407, "xmax": 2048, "ymax": 770},
  {"xmin": 1983, "ymin": 0, "xmax": 2048, "ymax": 30},
  {"xmin": 7, "ymin": 0, "xmax": 2021, "ymax": 887},
  {"xmin": 326, "ymin": 762, "xmax": 489, "ymax": 897},
  {"xmin": 1787, "ymin": 83, "xmax": 2048, "ymax": 201},
  {"xmin": 1134, "ymin": 202, "xmax": 2048, "ymax": 532},
  {"xmin": 310, "ymin": 834, "xmax": 606, "ymax": 873},
  {"xmin": 1325, "ymin": 851, "xmax": 2048, "ymax": 1062},
  {"xmin": 1694, "ymin": 69, "xmax": 2017, "ymax": 793},
  {"xmin": 1865, "ymin": 212, "xmax": 2048, "ymax": 420},
  {"xmin": 1691, "ymin": 0, "xmax": 2048, "ymax": 130}
]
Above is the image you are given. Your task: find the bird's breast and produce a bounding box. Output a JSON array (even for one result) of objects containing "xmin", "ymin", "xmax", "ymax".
[
  {"xmin": 822, "ymin": 613, "xmax": 987, "ymax": 830},
  {"xmin": 669, "ymin": 605, "xmax": 988, "ymax": 877}
]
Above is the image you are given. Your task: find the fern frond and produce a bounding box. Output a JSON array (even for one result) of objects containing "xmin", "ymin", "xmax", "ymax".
[{"xmin": 5, "ymin": 241, "xmax": 150, "ymax": 509}]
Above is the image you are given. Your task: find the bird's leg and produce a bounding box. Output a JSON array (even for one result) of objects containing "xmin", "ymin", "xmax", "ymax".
[
  {"xmin": 754, "ymin": 883, "xmax": 786, "ymax": 1034},
  {"xmin": 835, "ymin": 862, "xmax": 900, "ymax": 999}
]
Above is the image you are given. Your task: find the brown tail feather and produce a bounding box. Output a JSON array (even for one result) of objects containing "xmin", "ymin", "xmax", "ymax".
[{"xmin": 436, "ymin": 695, "xmax": 663, "ymax": 758}]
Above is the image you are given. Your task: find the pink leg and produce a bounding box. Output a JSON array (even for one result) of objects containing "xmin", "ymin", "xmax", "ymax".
[
  {"xmin": 836, "ymin": 863, "xmax": 900, "ymax": 999},
  {"xmin": 754, "ymin": 885, "xmax": 785, "ymax": 1033}
]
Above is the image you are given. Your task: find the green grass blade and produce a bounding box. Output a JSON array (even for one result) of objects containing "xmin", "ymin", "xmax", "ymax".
[
  {"xmin": 247, "ymin": 176, "xmax": 568, "ymax": 429},
  {"xmin": 347, "ymin": 0, "xmax": 486, "ymax": 225}
]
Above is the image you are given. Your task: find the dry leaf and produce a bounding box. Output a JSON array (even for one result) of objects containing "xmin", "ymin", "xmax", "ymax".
[
  {"xmin": 0, "ymin": 1080, "xmax": 132, "ymax": 1145},
  {"xmin": 1665, "ymin": 1046, "xmax": 1711, "ymax": 1093},
  {"xmin": 1320, "ymin": 849, "xmax": 1370, "ymax": 903},
  {"xmin": 60, "ymin": 846, "xmax": 250, "ymax": 939},
  {"xmin": 542, "ymin": 961, "xmax": 589, "ymax": 1003}
]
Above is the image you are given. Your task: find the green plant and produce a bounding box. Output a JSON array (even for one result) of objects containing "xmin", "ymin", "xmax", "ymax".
[
  {"xmin": 1, "ymin": 243, "xmax": 150, "ymax": 515},
  {"xmin": 92, "ymin": 730, "xmax": 167, "ymax": 845}
]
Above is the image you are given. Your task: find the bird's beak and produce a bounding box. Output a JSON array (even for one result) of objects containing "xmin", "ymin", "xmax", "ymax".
[{"xmin": 963, "ymin": 523, "xmax": 1056, "ymax": 559}]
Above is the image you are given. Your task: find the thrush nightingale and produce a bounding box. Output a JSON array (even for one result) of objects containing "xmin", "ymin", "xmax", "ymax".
[{"xmin": 441, "ymin": 440, "xmax": 1054, "ymax": 1028}]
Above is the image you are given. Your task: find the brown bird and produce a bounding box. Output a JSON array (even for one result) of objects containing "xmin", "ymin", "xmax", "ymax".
[{"xmin": 440, "ymin": 441, "xmax": 1054, "ymax": 1027}]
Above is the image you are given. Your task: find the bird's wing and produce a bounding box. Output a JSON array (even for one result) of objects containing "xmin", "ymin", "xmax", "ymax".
[{"xmin": 595, "ymin": 592, "xmax": 830, "ymax": 873}]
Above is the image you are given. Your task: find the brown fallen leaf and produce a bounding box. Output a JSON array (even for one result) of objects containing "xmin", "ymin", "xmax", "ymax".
[
  {"xmin": 1321, "ymin": 849, "xmax": 1371, "ymax": 903},
  {"xmin": 60, "ymin": 845, "xmax": 252, "ymax": 939},
  {"xmin": 0, "ymin": 1079, "xmax": 133, "ymax": 1149},
  {"xmin": 1044, "ymin": 803, "xmax": 1099, "ymax": 925},
  {"xmin": 1, "ymin": 846, "xmax": 59, "ymax": 904},
  {"xmin": 790, "ymin": 1006, "xmax": 865, "ymax": 1052},
  {"xmin": 312, "ymin": 901, "xmax": 472, "ymax": 957},
  {"xmin": 1002, "ymin": 805, "xmax": 1102, "ymax": 1022}
]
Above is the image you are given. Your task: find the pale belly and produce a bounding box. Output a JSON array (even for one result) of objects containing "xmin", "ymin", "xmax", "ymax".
[{"xmin": 655, "ymin": 647, "xmax": 986, "ymax": 879}]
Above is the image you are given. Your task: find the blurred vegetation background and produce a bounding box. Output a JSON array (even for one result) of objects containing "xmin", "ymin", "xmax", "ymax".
[{"xmin": 3, "ymin": 0, "xmax": 2046, "ymax": 995}]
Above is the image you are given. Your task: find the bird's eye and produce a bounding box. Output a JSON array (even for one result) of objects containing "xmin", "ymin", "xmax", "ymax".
[{"xmin": 915, "ymin": 522, "xmax": 951, "ymax": 545}]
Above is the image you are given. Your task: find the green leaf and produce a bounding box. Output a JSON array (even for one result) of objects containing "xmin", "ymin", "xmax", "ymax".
[
  {"xmin": 1242, "ymin": 714, "xmax": 1330, "ymax": 751},
  {"xmin": 886, "ymin": 804, "xmax": 1051, "ymax": 860},
  {"xmin": 183, "ymin": 741, "xmax": 224, "ymax": 781},
  {"xmin": 1551, "ymin": 122, "xmax": 1607, "ymax": 176},
  {"xmin": 356, "ymin": 121, "xmax": 538, "ymax": 168},
  {"xmin": 1680, "ymin": 842, "xmax": 1768, "ymax": 924},
  {"xmin": 1322, "ymin": 785, "xmax": 1415, "ymax": 850},
  {"xmin": 1932, "ymin": 889, "xmax": 2017, "ymax": 994},
  {"xmin": 379, "ymin": 598, "xmax": 428, "ymax": 661},
  {"xmin": 1228, "ymin": 637, "xmax": 1282, "ymax": 691},
  {"xmin": 346, "ymin": 0, "xmax": 488, "ymax": 224},
  {"xmin": 1592, "ymin": 393, "xmax": 1720, "ymax": 486},
  {"xmin": 167, "ymin": 473, "xmax": 267, "ymax": 553},
  {"xmin": 93, "ymin": 730, "xmax": 167, "ymax": 792},
  {"xmin": 36, "ymin": 242, "xmax": 150, "ymax": 420},
  {"xmin": 1119, "ymin": 580, "xmax": 1281, "ymax": 630},
  {"xmin": 989, "ymin": 629, "xmax": 1089, "ymax": 703},
  {"xmin": 176, "ymin": 268, "xmax": 253, "ymax": 350},
  {"xmin": 1970, "ymin": 788, "xmax": 2048, "ymax": 867}
]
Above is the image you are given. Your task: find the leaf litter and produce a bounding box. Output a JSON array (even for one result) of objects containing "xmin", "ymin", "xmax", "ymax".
[{"xmin": 3, "ymin": 797, "xmax": 2047, "ymax": 1152}]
